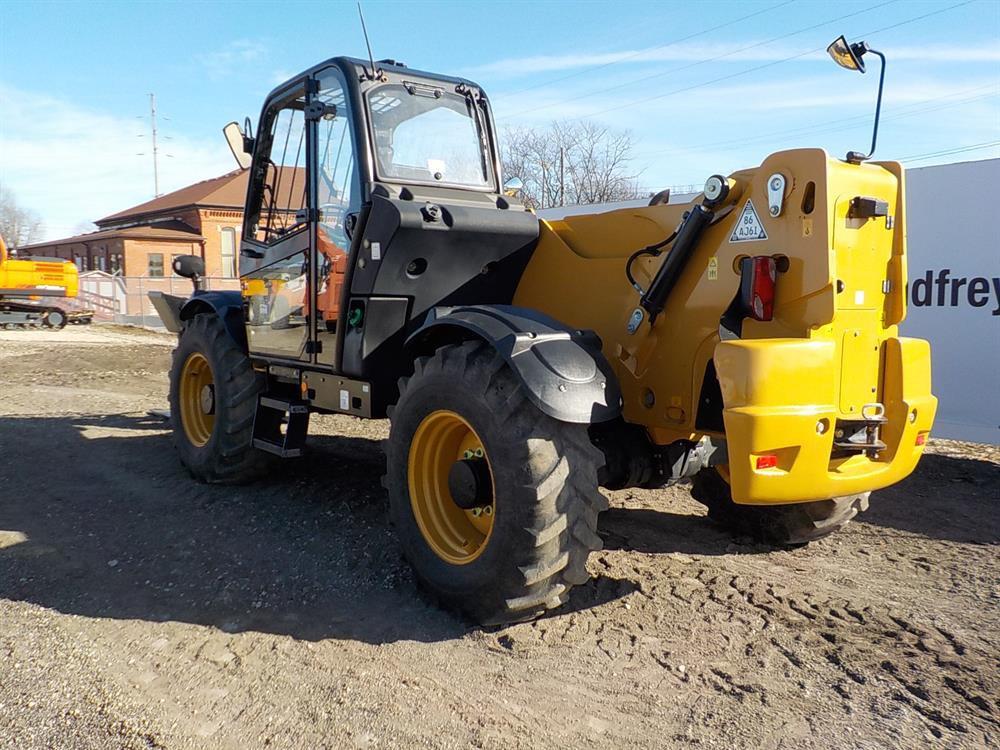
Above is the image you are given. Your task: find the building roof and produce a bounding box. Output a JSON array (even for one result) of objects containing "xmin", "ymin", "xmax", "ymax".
[
  {"xmin": 19, "ymin": 220, "xmax": 203, "ymax": 251},
  {"xmin": 97, "ymin": 169, "xmax": 249, "ymax": 226}
]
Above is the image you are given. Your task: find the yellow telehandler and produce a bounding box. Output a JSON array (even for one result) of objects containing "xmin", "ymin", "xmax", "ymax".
[{"xmin": 152, "ymin": 36, "xmax": 936, "ymax": 623}]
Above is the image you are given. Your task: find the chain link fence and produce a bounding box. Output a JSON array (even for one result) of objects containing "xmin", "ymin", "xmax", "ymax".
[{"xmin": 72, "ymin": 272, "xmax": 239, "ymax": 330}]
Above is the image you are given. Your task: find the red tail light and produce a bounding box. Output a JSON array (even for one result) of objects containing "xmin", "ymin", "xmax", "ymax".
[
  {"xmin": 739, "ymin": 256, "xmax": 777, "ymax": 321},
  {"xmin": 755, "ymin": 454, "xmax": 778, "ymax": 470}
]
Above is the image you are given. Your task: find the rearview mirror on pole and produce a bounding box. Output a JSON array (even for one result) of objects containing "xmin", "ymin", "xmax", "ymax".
[{"xmin": 223, "ymin": 121, "xmax": 252, "ymax": 170}]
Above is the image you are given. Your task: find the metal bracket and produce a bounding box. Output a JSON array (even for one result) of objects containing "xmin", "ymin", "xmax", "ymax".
[
  {"xmin": 849, "ymin": 196, "xmax": 889, "ymax": 219},
  {"xmin": 295, "ymin": 207, "xmax": 319, "ymax": 223},
  {"xmin": 626, "ymin": 308, "xmax": 644, "ymax": 335},
  {"xmin": 767, "ymin": 173, "xmax": 786, "ymax": 217},
  {"xmin": 304, "ymin": 101, "xmax": 337, "ymax": 121}
]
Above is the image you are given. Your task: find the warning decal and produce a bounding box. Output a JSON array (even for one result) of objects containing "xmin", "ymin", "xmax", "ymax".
[{"xmin": 729, "ymin": 200, "xmax": 768, "ymax": 243}]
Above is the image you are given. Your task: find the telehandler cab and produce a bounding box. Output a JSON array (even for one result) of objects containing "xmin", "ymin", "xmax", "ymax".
[{"xmin": 152, "ymin": 43, "xmax": 936, "ymax": 624}]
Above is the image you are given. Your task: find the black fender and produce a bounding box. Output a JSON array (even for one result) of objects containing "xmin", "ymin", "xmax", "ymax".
[
  {"xmin": 406, "ymin": 305, "xmax": 622, "ymax": 424},
  {"xmin": 179, "ymin": 291, "xmax": 248, "ymax": 351}
]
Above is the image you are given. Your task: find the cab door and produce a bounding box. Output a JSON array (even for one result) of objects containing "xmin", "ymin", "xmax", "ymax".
[
  {"xmin": 240, "ymin": 83, "xmax": 313, "ymax": 363},
  {"xmin": 312, "ymin": 66, "xmax": 363, "ymax": 369}
]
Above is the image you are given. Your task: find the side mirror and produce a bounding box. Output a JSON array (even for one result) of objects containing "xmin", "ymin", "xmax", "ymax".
[
  {"xmin": 503, "ymin": 177, "xmax": 524, "ymax": 196},
  {"xmin": 223, "ymin": 121, "xmax": 252, "ymax": 170},
  {"xmin": 827, "ymin": 35, "xmax": 867, "ymax": 73},
  {"xmin": 827, "ymin": 34, "xmax": 886, "ymax": 164},
  {"xmin": 173, "ymin": 254, "xmax": 205, "ymax": 289}
]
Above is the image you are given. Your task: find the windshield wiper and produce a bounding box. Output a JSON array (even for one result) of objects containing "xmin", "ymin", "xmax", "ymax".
[{"xmin": 455, "ymin": 83, "xmax": 492, "ymax": 185}]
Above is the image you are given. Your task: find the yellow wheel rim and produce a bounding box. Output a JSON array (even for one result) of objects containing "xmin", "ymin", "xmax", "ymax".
[
  {"xmin": 407, "ymin": 410, "xmax": 495, "ymax": 565},
  {"xmin": 179, "ymin": 352, "xmax": 216, "ymax": 447}
]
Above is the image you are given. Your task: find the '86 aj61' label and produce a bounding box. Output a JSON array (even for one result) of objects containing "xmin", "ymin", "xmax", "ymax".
[{"xmin": 730, "ymin": 200, "xmax": 768, "ymax": 242}]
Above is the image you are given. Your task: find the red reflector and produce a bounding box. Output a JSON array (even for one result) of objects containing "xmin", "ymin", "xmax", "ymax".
[
  {"xmin": 915, "ymin": 433, "xmax": 927, "ymax": 446},
  {"xmin": 755, "ymin": 454, "xmax": 778, "ymax": 470},
  {"xmin": 740, "ymin": 256, "xmax": 777, "ymax": 321}
]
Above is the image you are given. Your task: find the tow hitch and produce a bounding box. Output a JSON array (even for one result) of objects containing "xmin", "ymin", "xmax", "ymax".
[{"xmin": 833, "ymin": 403, "xmax": 887, "ymax": 458}]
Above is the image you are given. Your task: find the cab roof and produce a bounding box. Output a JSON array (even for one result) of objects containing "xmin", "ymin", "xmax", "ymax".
[{"xmin": 265, "ymin": 55, "xmax": 485, "ymax": 103}]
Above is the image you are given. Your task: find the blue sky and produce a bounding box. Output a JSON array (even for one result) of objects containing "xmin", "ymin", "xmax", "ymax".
[{"xmin": 2, "ymin": 0, "xmax": 998, "ymax": 240}]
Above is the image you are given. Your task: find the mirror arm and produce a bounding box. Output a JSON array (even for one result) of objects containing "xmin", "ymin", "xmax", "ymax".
[
  {"xmin": 866, "ymin": 49, "xmax": 886, "ymax": 161},
  {"xmin": 847, "ymin": 48, "xmax": 885, "ymax": 164}
]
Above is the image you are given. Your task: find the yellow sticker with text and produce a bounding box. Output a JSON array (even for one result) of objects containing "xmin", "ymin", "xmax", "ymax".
[{"xmin": 707, "ymin": 256, "xmax": 719, "ymax": 280}]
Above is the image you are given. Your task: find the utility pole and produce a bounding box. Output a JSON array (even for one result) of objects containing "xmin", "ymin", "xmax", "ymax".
[
  {"xmin": 541, "ymin": 161, "xmax": 547, "ymax": 209},
  {"xmin": 149, "ymin": 93, "xmax": 160, "ymax": 197},
  {"xmin": 137, "ymin": 94, "xmax": 172, "ymax": 197}
]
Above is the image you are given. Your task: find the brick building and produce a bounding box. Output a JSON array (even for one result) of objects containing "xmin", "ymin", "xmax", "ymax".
[{"xmin": 21, "ymin": 169, "xmax": 249, "ymax": 279}]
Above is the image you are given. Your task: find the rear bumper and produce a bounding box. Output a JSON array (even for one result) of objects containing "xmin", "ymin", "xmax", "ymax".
[{"xmin": 714, "ymin": 336, "xmax": 937, "ymax": 505}]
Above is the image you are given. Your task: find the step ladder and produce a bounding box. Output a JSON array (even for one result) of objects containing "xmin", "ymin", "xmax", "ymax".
[{"xmin": 252, "ymin": 396, "xmax": 309, "ymax": 458}]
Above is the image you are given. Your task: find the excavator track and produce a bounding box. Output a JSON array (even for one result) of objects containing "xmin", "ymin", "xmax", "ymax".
[{"xmin": 0, "ymin": 300, "xmax": 92, "ymax": 329}]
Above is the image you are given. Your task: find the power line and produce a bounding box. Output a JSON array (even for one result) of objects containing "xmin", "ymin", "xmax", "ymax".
[
  {"xmin": 506, "ymin": 0, "xmax": 974, "ymax": 123},
  {"xmin": 897, "ymin": 140, "xmax": 1000, "ymax": 163},
  {"xmin": 499, "ymin": 0, "xmax": 900, "ymax": 120},
  {"xmin": 493, "ymin": 0, "xmax": 797, "ymax": 100},
  {"xmin": 634, "ymin": 84, "xmax": 1000, "ymax": 159}
]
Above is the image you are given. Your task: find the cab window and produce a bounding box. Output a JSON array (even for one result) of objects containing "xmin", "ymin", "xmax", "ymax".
[
  {"xmin": 245, "ymin": 91, "xmax": 308, "ymax": 244},
  {"xmin": 313, "ymin": 69, "xmax": 361, "ymax": 338},
  {"xmin": 368, "ymin": 82, "xmax": 492, "ymax": 189},
  {"xmin": 315, "ymin": 70, "xmax": 360, "ymax": 250}
]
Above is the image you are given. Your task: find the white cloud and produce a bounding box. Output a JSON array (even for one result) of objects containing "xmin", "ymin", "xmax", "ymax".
[
  {"xmin": 195, "ymin": 39, "xmax": 267, "ymax": 81},
  {"xmin": 490, "ymin": 69, "xmax": 1000, "ymax": 128},
  {"xmin": 0, "ymin": 83, "xmax": 235, "ymax": 241},
  {"xmin": 474, "ymin": 41, "xmax": 1000, "ymax": 78},
  {"xmin": 270, "ymin": 69, "xmax": 296, "ymax": 85}
]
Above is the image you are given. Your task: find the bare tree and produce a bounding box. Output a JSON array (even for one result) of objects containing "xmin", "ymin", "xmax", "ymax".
[
  {"xmin": 499, "ymin": 120, "xmax": 642, "ymax": 209},
  {"xmin": 0, "ymin": 184, "xmax": 44, "ymax": 250}
]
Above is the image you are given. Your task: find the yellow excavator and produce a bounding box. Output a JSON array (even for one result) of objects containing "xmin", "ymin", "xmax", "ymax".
[
  {"xmin": 153, "ymin": 35, "xmax": 937, "ymax": 623},
  {"xmin": 0, "ymin": 234, "xmax": 91, "ymax": 328}
]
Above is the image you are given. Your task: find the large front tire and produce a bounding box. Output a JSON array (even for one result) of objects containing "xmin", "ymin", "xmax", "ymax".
[
  {"xmin": 691, "ymin": 468, "xmax": 869, "ymax": 546},
  {"xmin": 385, "ymin": 341, "xmax": 608, "ymax": 625},
  {"xmin": 169, "ymin": 314, "xmax": 270, "ymax": 484}
]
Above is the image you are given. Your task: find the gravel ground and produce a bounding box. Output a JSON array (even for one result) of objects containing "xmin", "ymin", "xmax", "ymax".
[{"xmin": 0, "ymin": 325, "xmax": 997, "ymax": 749}]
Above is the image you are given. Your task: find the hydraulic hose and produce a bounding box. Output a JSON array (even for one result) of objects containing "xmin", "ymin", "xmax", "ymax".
[{"xmin": 625, "ymin": 230, "xmax": 678, "ymax": 295}]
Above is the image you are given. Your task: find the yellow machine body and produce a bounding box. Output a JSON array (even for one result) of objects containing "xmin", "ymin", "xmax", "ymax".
[
  {"xmin": 513, "ymin": 148, "xmax": 936, "ymax": 505},
  {"xmin": 0, "ymin": 236, "xmax": 79, "ymax": 299}
]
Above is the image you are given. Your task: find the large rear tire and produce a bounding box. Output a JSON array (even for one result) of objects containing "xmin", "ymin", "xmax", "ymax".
[
  {"xmin": 385, "ymin": 340, "xmax": 608, "ymax": 625},
  {"xmin": 690, "ymin": 468, "xmax": 869, "ymax": 546},
  {"xmin": 169, "ymin": 314, "xmax": 270, "ymax": 484}
]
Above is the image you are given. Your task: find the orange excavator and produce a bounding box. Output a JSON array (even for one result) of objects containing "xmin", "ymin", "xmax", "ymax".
[{"xmin": 0, "ymin": 234, "xmax": 91, "ymax": 328}]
